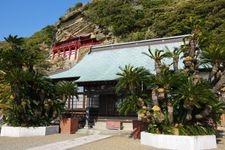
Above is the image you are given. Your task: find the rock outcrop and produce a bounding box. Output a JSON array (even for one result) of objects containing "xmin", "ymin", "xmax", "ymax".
[
  {"xmin": 55, "ymin": 8, "xmax": 115, "ymax": 43},
  {"xmin": 49, "ymin": 7, "xmax": 117, "ymax": 72}
]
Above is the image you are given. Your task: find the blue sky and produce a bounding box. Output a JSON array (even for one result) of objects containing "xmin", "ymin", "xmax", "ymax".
[{"xmin": 0, "ymin": 0, "xmax": 90, "ymax": 41}]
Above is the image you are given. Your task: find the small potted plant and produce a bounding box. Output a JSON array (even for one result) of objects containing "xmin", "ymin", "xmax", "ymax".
[
  {"xmin": 60, "ymin": 111, "xmax": 78, "ymax": 134},
  {"xmin": 55, "ymin": 81, "xmax": 78, "ymax": 134}
]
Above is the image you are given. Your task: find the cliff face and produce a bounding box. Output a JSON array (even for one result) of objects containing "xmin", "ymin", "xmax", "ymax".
[
  {"xmin": 56, "ymin": 9, "xmax": 95, "ymax": 41},
  {"xmin": 49, "ymin": 7, "xmax": 117, "ymax": 71},
  {"xmin": 55, "ymin": 8, "xmax": 115, "ymax": 44}
]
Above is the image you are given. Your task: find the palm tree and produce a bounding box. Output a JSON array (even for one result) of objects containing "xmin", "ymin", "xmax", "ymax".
[
  {"xmin": 164, "ymin": 47, "xmax": 182, "ymax": 71},
  {"xmin": 152, "ymin": 66, "xmax": 188, "ymax": 123},
  {"xmin": 143, "ymin": 48, "xmax": 166, "ymax": 75},
  {"xmin": 0, "ymin": 35, "xmax": 65, "ymax": 127},
  {"xmin": 172, "ymin": 77, "xmax": 218, "ymax": 124},
  {"xmin": 143, "ymin": 48, "xmax": 166, "ymax": 108},
  {"xmin": 1, "ymin": 35, "xmax": 24, "ymax": 70},
  {"xmin": 4, "ymin": 35, "xmax": 23, "ymax": 50},
  {"xmin": 200, "ymin": 44, "xmax": 225, "ymax": 84},
  {"xmin": 55, "ymin": 81, "xmax": 78, "ymax": 103},
  {"xmin": 116, "ymin": 65, "xmax": 152, "ymax": 115},
  {"xmin": 0, "ymin": 35, "xmax": 26, "ymax": 104},
  {"xmin": 116, "ymin": 64, "xmax": 151, "ymax": 95}
]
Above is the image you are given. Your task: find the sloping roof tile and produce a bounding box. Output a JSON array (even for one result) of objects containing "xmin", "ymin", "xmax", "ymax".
[{"xmin": 49, "ymin": 35, "xmax": 188, "ymax": 82}]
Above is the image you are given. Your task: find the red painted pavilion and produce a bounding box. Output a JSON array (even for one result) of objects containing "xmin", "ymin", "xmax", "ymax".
[{"xmin": 51, "ymin": 34, "xmax": 101, "ymax": 61}]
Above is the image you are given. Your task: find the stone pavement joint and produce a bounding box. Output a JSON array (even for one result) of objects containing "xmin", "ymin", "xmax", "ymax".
[{"xmin": 26, "ymin": 134, "xmax": 112, "ymax": 150}]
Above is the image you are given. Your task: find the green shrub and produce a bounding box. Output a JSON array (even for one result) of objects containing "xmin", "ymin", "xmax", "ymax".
[{"xmin": 0, "ymin": 35, "xmax": 65, "ymax": 127}]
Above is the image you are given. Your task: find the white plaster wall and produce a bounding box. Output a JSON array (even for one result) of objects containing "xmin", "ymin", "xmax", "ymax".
[
  {"xmin": 141, "ymin": 132, "xmax": 217, "ymax": 150},
  {"xmin": 1, "ymin": 125, "xmax": 59, "ymax": 137}
]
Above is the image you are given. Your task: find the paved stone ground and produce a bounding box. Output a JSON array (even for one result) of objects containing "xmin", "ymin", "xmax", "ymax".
[
  {"xmin": 0, "ymin": 128, "xmax": 224, "ymax": 150},
  {"xmin": 69, "ymin": 135, "xmax": 157, "ymax": 150},
  {"xmin": 27, "ymin": 134, "xmax": 111, "ymax": 150},
  {"xmin": 69, "ymin": 134, "xmax": 225, "ymax": 150},
  {"xmin": 0, "ymin": 134, "xmax": 84, "ymax": 150}
]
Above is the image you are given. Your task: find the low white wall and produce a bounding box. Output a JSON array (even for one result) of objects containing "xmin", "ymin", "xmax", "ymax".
[
  {"xmin": 141, "ymin": 131, "xmax": 217, "ymax": 150},
  {"xmin": 1, "ymin": 125, "xmax": 59, "ymax": 137}
]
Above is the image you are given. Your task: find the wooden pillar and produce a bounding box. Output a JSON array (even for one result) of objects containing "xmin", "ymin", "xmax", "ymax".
[
  {"xmin": 52, "ymin": 52, "xmax": 55, "ymax": 60},
  {"xmin": 63, "ymin": 48, "xmax": 66, "ymax": 57},
  {"xmin": 84, "ymin": 96, "xmax": 90, "ymax": 128},
  {"xmin": 74, "ymin": 47, "xmax": 78, "ymax": 61},
  {"xmin": 68, "ymin": 47, "xmax": 72, "ymax": 60},
  {"xmin": 83, "ymin": 94, "xmax": 86, "ymax": 109},
  {"xmin": 71, "ymin": 95, "xmax": 74, "ymax": 109},
  {"xmin": 58, "ymin": 50, "xmax": 61, "ymax": 57},
  {"xmin": 68, "ymin": 96, "xmax": 70, "ymax": 109},
  {"xmin": 83, "ymin": 89, "xmax": 86, "ymax": 109},
  {"xmin": 221, "ymin": 114, "xmax": 225, "ymax": 127}
]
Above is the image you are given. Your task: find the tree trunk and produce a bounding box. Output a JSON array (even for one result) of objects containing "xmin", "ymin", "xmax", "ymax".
[
  {"xmin": 186, "ymin": 109, "xmax": 193, "ymax": 121},
  {"xmin": 155, "ymin": 61, "xmax": 161, "ymax": 75},
  {"xmin": 173, "ymin": 58, "xmax": 179, "ymax": 71},
  {"xmin": 12, "ymin": 85, "xmax": 21, "ymax": 104},
  {"xmin": 152, "ymin": 89, "xmax": 158, "ymax": 106},
  {"xmin": 213, "ymin": 71, "xmax": 225, "ymax": 92},
  {"xmin": 167, "ymin": 102, "xmax": 173, "ymax": 123},
  {"xmin": 209, "ymin": 63, "xmax": 219, "ymax": 82},
  {"xmin": 189, "ymin": 39, "xmax": 196, "ymax": 57}
]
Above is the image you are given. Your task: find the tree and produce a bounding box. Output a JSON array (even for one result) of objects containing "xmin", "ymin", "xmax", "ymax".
[
  {"xmin": 0, "ymin": 35, "xmax": 64, "ymax": 127},
  {"xmin": 116, "ymin": 65, "xmax": 152, "ymax": 115},
  {"xmin": 116, "ymin": 65, "xmax": 151, "ymax": 95},
  {"xmin": 143, "ymin": 48, "xmax": 166, "ymax": 75},
  {"xmin": 200, "ymin": 44, "xmax": 225, "ymax": 88},
  {"xmin": 164, "ymin": 47, "xmax": 182, "ymax": 71},
  {"xmin": 55, "ymin": 81, "xmax": 78, "ymax": 102},
  {"xmin": 116, "ymin": 32, "xmax": 224, "ymax": 135}
]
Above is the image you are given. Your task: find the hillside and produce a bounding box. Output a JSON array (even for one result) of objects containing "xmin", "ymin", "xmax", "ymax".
[
  {"xmin": 83, "ymin": 0, "xmax": 225, "ymax": 43},
  {"xmin": 53, "ymin": 0, "xmax": 225, "ymax": 44},
  {"xmin": 1, "ymin": 0, "xmax": 225, "ymax": 71},
  {"xmin": 2, "ymin": 0, "xmax": 225, "ymax": 47}
]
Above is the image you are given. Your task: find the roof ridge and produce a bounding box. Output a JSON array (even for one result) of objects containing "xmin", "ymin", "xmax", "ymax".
[{"xmin": 90, "ymin": 34, "xmax": 190, "ymax": 53}]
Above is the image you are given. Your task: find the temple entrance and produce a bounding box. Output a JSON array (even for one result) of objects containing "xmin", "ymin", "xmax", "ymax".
[{"xmin": 99, "ymin": 94, "xmax": 118, "ymax": 116}]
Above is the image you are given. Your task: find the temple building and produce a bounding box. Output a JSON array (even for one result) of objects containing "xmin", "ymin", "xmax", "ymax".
[
  {"xmin": 51, "ymin": 34, "xmax": 101, "ymax": 62},
  {"xmin": 49, "ymin": 35, "xmax": 188, "ymax": 130}
]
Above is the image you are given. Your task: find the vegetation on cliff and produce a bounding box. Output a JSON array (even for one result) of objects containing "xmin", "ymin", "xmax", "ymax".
[
  {"xmin": 83, "ymin": 0, "xmax": 225, "ymax": 43},
  {"xmin": 2, "ymin": 0, "xmax": 225, "ymax": 47}
]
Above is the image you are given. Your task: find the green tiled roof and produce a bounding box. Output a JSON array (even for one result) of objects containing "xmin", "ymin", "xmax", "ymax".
[{"xmin": 49, "ymin": 35, "xmax": 188, "ymax": 82}]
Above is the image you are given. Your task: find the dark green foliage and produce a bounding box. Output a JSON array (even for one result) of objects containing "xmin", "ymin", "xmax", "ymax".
[
  {"xmin": 68, "ymin": 2, "xmax": 83, "ymax": 12},
  {"xmin": 117, "ymin": 95, "xmax": 140, "ymax": 115},
  {"xmin": 171, "ymin": 77, "xmax": 222, "ymax": 127},
  {"xmin": 2, "ymin": 91, "xmax": 64, "ymax": 127},
  {"xmin": 179, "ymin": 125, "xmax": 215, "ymax": 135},
  {"xmin": 0, "ymin": 35, "xmax": 64, "ymax": 127},
  {"xmin": 75, "ymin": 2, "xmax": 83, "ymax": 9},
  {"xmin": 55, "ymin": 81, "xmax": 78, "ymax": 98},
  {"xmin": 25, "ymin": 25, "xmax": 56, "ymax": 47},
  {"xmin": 115, "ymin": 43, "xmax": 224, "ymax": 135},
  {"xmin": 148, "ymin": 121, "xmax": 174, "ymax": 135},
  {"xmin": 84, "ymin": 0, "xmax": 225, "ymax": 42},
  {"xmin": 116, "ymin": 65, "xmax": 153, "ymax": 114},
  {"xmin": 55, "ymin": 81, "xmax": 78, "ymax": 103},
  {"xmin": 116, "ymin": 65, "xmax": 152, "ymax": 96}
]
